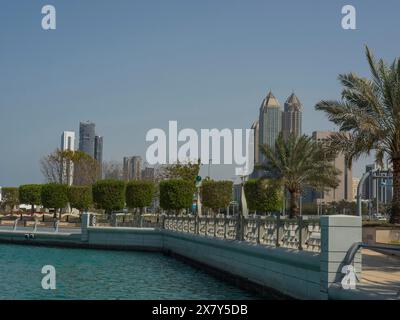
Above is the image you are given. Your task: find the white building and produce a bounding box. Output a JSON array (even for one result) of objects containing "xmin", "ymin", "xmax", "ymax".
[{"xmin": 61, "ymin": 131, "xmax": 76, "ymax": 185}]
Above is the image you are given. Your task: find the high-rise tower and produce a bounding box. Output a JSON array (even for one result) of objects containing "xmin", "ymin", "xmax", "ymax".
[
  {"xmin": 79, "ymin": 121, "xmax": 96, "ymax": 158},
  {"xmin": 282, "ymin": 93, "xmax": 302, "ymax": 140},
  {"xmin": 258, "ymin": 91, "xmax": 282, "ymax": 162},
  {"xmin": 94, "ymin": 135, "xmax": 103, "ymax": 178},
  {"xmin": 123, "ymin": 156, "xmax": 142, "ymax": 181},
  {"xmin": 251, "ymin": 120, "xmax": 260, "ymax": 165},
  {"xmin": 61, "ymin": 131, "xmax": 75, "ymax": 185}
]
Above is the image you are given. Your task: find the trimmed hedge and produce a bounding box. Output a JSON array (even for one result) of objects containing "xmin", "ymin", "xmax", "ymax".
[
  {"xmin": 68, "ymin": 185, "xmax": 92, "ymax": 212},
  {"xmin": 41, "ymin": 183, "xmax": 69, "ymax": 212},
  {"xmin": 126, "ymin": 180, "xmax": 155, "ymax": 210},
  {"xmin": 159, "ymin": 179, "xmax": 194, "ymax": 212},
  {"xmin": 201, "ymin": 180, "xmax": 233, "ymax": 210},
  {"xmin": 244, "ymin": 178, "xmax": 282, "ymax": 213},
  {"xmin": 1, "ymin": 187, "xmax": 19, "ymax": 211},
  {"xmin": 19, "ymin": 184, "xmax": 42, "ymax": 213},
  {"xmin": 92, "ymin": 180, "xmax": 125, "ymax": 214}
]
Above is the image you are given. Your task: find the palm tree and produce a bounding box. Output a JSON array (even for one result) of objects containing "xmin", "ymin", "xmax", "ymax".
[
  {"xmin": 259, "ymin": 133, "xmax": 340, "ymax": 218},
  {"xmin": 315, "ymin": 46, "xmax": 400, "ymax": 224}
]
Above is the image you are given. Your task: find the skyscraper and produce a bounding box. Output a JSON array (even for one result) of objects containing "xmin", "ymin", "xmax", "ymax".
[
  {"xmin": 142, "ymin": 167, "xmax": 155, "ymax": 181},
  {"xmin": 79, "ymin": 121, "xmax": 96, "ymax": 158},
  {"xmin": 258, "ymin": 91, "xmax": 282, "ymax": 161},
  {"xmin": 311, "ymin": 131, "xmax": 353, "ymax": 202},
  {"xmin": 123, "ymin": 156, "xmax": 142, "ymax": 181},
  {"xmin": 94, "ymin": 135, "xmax": 103, "ymax": 178},
  {"xmin": 282, "ymin": 93, "xmax": 302, "ymax": 140},
  {"xmin": 61, "ymin": 131, "xmax": 75, "ymax": 185},
  {"xmin": 362, "ymin": 164, "xmax": 393, "ymax": 204},
  {"xmin": 251, "ymin": 120, "xmax": 260, "ymax": 165}
]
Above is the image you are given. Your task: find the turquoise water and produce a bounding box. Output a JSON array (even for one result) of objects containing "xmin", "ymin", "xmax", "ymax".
[{"xmin": 0, "ymin": 244, "xmax": 263, "ymax": 300}]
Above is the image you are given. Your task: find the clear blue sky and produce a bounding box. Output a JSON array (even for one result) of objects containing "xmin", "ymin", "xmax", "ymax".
[{"xmin": 1, "ymin": 0, "xmax": 399, "ymax": 186}]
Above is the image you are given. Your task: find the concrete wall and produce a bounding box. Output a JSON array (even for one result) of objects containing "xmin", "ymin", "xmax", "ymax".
[
  {"xmin": 163, "ymin": 230, "xmax": 321, "ymax": 300},
  {"xmin": 363, "ymin": 227, "xmax": 400, "ymax": 245},
  {"xmin": 81, "ymin": 215, "xmax": 363, "ymax": 300},
  {"xmin": 82, "ymin": 224, "xmax": 320, "ymax": 299},
  {"xmin": 86, "ymin": 227, "xmax": 163, "ymax": 251},
  {"xmin": 0, "ymin": 214, "xmax": 363, "ymax": 300}
]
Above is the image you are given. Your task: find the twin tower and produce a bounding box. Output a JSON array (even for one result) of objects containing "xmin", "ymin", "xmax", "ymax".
[{"xmin": 251, "ymin": 91, "xmax": 302, "ymax": 164}]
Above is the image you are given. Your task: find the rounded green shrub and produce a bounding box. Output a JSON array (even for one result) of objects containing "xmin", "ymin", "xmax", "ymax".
[
  {"xmin": 159, "ymin": 179, "xmax": 194, "ymax": 212},
  {"xmin": 201, "ymin": 180, "xmax": 233, "ymax": 211},
  {"xmin": 19, "ymin": 184, "xmax": 42, "ymax": 213},
  {"xmin": 126, "ymin": 180, "xmax": 155, "ymax": 211},
  {"xmin": 41, "ymin": 183, "xmax": 69, "ymax": 213},
  {"xmin": 68, "ymin": 185, "xmax": 92, "ymax": 213},
  {"xmin": 92, "ymin": 180, "xmax": 125, "ymax": 214},
  {"xmin": 1, "ymin": 187, "xmax": 19, "ymax": 212},
  {"xmin": 244, "ymin": 178, "xmax": 282, "ymax": 213}
]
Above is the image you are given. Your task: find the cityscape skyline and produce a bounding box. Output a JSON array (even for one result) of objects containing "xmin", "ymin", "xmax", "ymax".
[{"xmin": 1, "ymin": 0, "xmax": 399, "ymax": 186}]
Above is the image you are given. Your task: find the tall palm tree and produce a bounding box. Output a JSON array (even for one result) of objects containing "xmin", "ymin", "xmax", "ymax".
[
  {"xmin": 315, "ymin": 46, "xmax": 400, "ymax": 224},
  {"xmin": 259, "ymin": 133, "xmax": 340, "ymax": 218}
]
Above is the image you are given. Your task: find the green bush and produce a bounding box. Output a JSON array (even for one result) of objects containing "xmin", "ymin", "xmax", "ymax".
[
  {"xmin": 68, "ymin": 185, "xmax": 92, "ymax": 213},
  {"xmin": 201, "ymin": 180, "xmax": 233, "ymax": 211},
  {"xmin": 244, "ymin": 179, "xmax": 282, "ymax": 213},
  {"xmin": 41, "ymin": 184, "xmax": 69, "ymax": 216},
  {"xmin": 126, "ymin": 180, "xmax": 155, "ymax": 212},
  {"xmin": 92, "ymin": 180, "xmax": 125, "ymax": 214},
  {"xmin": 19, "ymin": 184, "xmax": 42, "ymax": 213},
  {"xmin": 159, "ymin": 179, "xmax": 194, "ymax": 213},
  {"xmin": 1, "ymin": 187, "xmax": 19, "ymax": 212},
  {"xmin": 301, "ymin": 202, "xmax": 318, "ymax": 215}
]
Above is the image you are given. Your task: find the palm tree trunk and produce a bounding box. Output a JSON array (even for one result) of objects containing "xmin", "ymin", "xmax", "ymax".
[
  {"xmin": 391, "ymin": 157, "xmax": 400, "ymax": 224},
  {"xmin": 289, "ymin": 190, "xmax": 300, "ymax": 218}
]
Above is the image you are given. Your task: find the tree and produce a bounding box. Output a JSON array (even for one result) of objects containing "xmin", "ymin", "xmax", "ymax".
[
  {"xmin": 40, "ymin": 149, "xmax": 74, "ymax": 184},
  {"xmin": 1, "ymin": 187, "xmax": 19, "ymax": 213},
  {"xmin": 201, "ymin": 180, "xmax": 233, "ymax": 214},
  {"xmin": 159, "ymin": 179, "xmax": 195, "ymax": 214},
  {"xmin": 40, "ymin": 149, "xmax": 100, "ymax": 185},
  {"xmin": 92, "ymin": 180, "xmax": 125, "ymax": 215},
  {"xmin": 315, "ymin": 47, "xmax": 400, "ymax": 224},
  {"xmin": 41, "ymin": 183, "xmax": 69, "ymax": 218},
  {"xmin": 72, "ymin": 151, "xmax": 101, "ymax": 186},
  {"xmin": 259, "ymin": 133, "xmax": 340, "ymax": 218},
  {"xmin": 161, "ymin": 160, "xmax": 200, "ymax": 184},
  {"xmin": 68, "ymin": 186, "xmax": 92, "ymax": 214},
  {"xmin": 126, "ymin": 180, "xmax": 155, "ymax": 213},
  {"xmin": 244, "ymin": 179, "xmax": 283, "ymax": 214},
  {"xmin": 19, "ymin": 184, "xmax": 42, "ymax": 214}
]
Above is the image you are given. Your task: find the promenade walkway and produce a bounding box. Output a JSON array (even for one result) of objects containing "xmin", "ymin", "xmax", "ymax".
[{"xmin": 357, "ymin": 249, "xmax": 400, "ymax": 299}]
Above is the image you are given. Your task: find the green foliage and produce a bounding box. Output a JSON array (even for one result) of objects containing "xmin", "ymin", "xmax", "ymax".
[
  {"xmin": 259, "ymin": 133, "xmax": 340, "ymax": 218},
  {"xmin": 92, "ymin": 180, "xmax": 125, "ymax": 213},
  {"xmin": 41, "ymin": 183, "xmax": 69, "ymax": 210},
  {"xmin": 1, "ymin": 187, "xmax": 19, "ymax": 211},
  {"xmin": 19, "ymin": 184, "xmax": 42, "ymax": 213},
  {"xmin": 159, "ymin": 179, "xmax": 194, "ymax": 211},
  {"xmin": 315, "ymin": 46, "xmax": 400, "ymax": 223},
  {"xmin": 244, "ymin": 179, "xmax": 282, "ymax": 213},
  {"xmin": 68, "ymin": 185, "xmax": 92, "ymax": 212},
  {"xmin": 301, "ymin": 203, "xmax": 318, "ymax": 215},
  {"xmin": 162, "ymin": 160, "xmax": 200, "ymax": 184},
  {"xmin": 126, "ymin": 180, "xmax": 155, "ymax": 209},
  {"xmin": 201, "ymin": 180, "xmax": 233, "ymax": 210}
]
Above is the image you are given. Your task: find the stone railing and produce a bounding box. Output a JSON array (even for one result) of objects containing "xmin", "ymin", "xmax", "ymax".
[{"xmin": 163, "ymin": 215, "xmax": 321, "ymax": 252}]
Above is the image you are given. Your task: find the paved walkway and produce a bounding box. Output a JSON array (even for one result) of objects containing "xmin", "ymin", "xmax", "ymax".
[{"xmin": 357, "ymin": 249, "xmax": 400, "ymax": 299}]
